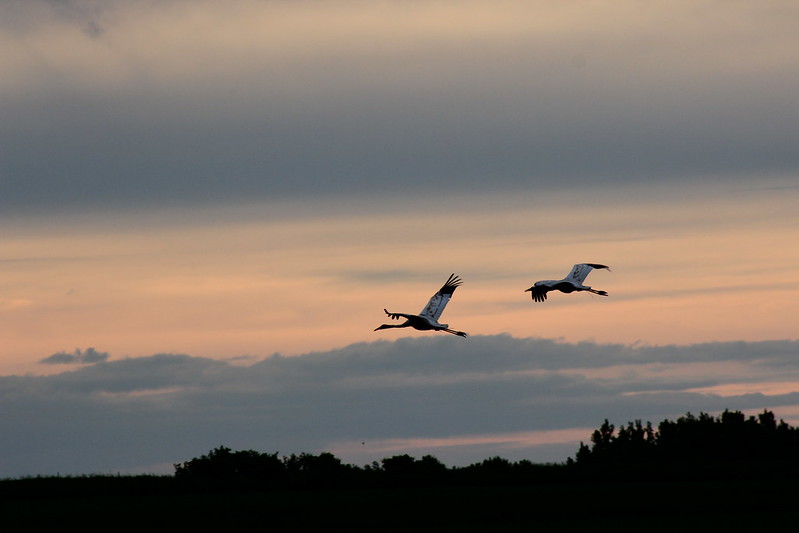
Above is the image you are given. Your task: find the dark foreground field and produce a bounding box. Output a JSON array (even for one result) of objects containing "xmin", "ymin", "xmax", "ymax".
[
  {"xmin": 7, "ymin": 411, "xmax": 799, "ymax": 531},
  {"xmin": 2, "ymin": 477, "xmax": 799, "ymax": 532}
]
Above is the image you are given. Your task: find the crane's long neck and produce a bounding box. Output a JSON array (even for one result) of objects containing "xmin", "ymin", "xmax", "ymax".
[{"xmin": 374, "ymin": 323, "xmax": 409, "ymax": 331}]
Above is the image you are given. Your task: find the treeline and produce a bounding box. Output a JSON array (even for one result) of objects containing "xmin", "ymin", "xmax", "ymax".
[
  {"xmin": 5, "ymin": 409, "xmax": 799, "ymax": 496},
  {"xmin": 172, "ymin": 447, "xmax": 564, "ymax": 491},
  {"xmin": 168, "ymin": 409, "xmax": 799, "ymax": 490},
  {"xmin": 571, "ymin": 409, "xmax": 799, "ymax": 480},
  {"xmin": 6, "ymin": 410, "xmax": 799, "ymax": 530}
]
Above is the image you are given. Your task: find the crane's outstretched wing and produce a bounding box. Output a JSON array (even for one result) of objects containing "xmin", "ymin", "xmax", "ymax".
[
  {"xmin": 529, "ymin": 285, "xmax": 549, "ymax": 302},
  {"xmin": 566, "ymin": 263, "xmax": 610, "ymax": 284},
  {"xmin": 419, "ymin": 273, "xmax": 462, "ymax": 322}
]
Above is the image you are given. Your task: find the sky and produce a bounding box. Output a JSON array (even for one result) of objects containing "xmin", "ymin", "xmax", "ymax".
[{"xmin": 1, "ymin": 0, "xmax": 798, "ymax": 477}]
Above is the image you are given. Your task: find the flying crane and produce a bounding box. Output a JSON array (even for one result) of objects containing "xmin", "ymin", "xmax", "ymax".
[
  {"xmin": 526, "ymin": 263, "xmax": 610, "ymax": 302},
  {"xmin": 374, "ymin": 273, "xmax": 468, "ymax": 337}
]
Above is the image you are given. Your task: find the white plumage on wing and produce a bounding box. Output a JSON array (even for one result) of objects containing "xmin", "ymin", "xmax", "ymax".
[
  {"xmin": 526, "ymin": 263, "xmax": 610, "ymax": 302},
  {"xmin": 374, "ymin": 274, "xmax": 467, "ymax": 337}
]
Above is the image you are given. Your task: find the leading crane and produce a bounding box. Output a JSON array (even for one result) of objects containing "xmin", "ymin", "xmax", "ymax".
[
  {"xmin": 374, "ymin": 273, "xmax": 468, "ymax": 336},
  {"xmin": 526, "ymin": 263, "xmax": 610, "ymax": 302}
]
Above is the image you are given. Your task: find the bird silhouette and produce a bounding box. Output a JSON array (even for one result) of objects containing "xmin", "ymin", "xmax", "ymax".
[
  {"xmin": 374, "ymin": 273, "xmax": 467, "ymax": 336},
  {"xmin": 526, "ymin": 263, "xmax": 610, "ymax": 302}
]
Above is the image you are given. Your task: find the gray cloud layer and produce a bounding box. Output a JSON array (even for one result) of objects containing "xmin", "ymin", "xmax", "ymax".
[
  {"xmin": 2, "ymin": 336, "xmax": 798, "ymax": 477},
  {"xmin": 3, "ymin": 1, "xmax": 798, "ymax": 215},
  {"xmin": 39, "ymin": 347, "xmax": 109, "ymax": 365}
]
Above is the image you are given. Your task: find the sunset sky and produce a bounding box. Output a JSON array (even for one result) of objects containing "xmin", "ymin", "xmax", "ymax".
[{"xmin": 1, "ymin": 0, "xmax": 798, "ymax": 477}]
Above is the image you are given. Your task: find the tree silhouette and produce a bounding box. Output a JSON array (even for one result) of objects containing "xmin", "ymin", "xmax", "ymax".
[
  {"xmin": 174, "ymin": 446, "xmax": 286, "ymax": 487},
  {"xmin": 379, "ymin": 454, "xmax": 448, "ymax": 486},
  {"xmin": 572, "ymin": 409, "xmax": 799, "ymax": 480},
  {"xmin": 282, "ymin": 452, "xmax": 358, "ymax": 489}
]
